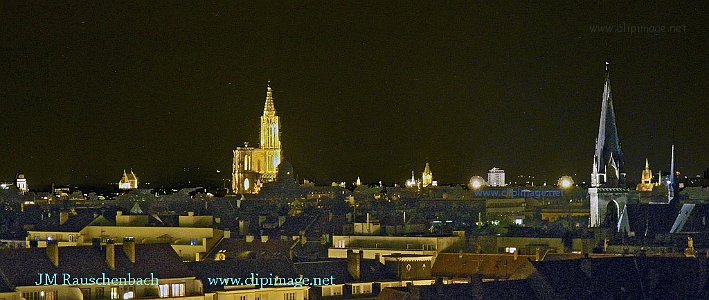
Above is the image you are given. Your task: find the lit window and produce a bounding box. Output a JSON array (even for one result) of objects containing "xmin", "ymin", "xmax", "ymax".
[
  {"xmin": 171, "ymin": 283, "xmax": 185, "ymax": 297},
  {"xmin": 159, "ymin": 284, "xmax": 170, "ymax": 298},
  {"xmin": 505, "ymin": 247, "xmax": 517, "ymax": 254},
  {"xmin": 123, "ymin": 291, "xmax": 134, "ymax": 299},
  {"xmin": 111, "ymin": 286, "xmax": 120, "ymax": 299}
]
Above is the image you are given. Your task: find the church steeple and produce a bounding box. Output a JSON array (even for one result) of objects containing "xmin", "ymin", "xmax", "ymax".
[
  {"xmin": 591, "ymin": 62, "xmax": 626, "ymax": 187},
  {"xmin": 263, "ymin": 81, "xmax": 276, "ymax": 116},
  {"xmin": 258, "ymin": 82, "xmax": 282, "ymax": 180}
]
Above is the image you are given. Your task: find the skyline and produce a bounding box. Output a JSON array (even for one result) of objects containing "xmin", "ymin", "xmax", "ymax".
[{"xmin": 1, "ymin": 2, "xmax": 707, "ymax": 186}]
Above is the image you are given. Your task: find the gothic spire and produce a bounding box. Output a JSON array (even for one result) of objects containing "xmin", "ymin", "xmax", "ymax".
[
  {"xmin": 592, "ymin": 62, "xmax": 625, "ymax": 187},
  {"xmin": 263, "ymin": 81, "xmax": 276, "ymax": 115}
]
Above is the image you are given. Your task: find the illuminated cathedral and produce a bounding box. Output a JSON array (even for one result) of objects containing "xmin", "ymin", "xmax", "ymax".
[
  {"xmin": 636, "ymin": 158, "xmax": 657, "ymax": 192},
  {"xmin": 119, "ymin": 169, "xmax": 138, "ymax": 190},
  {"xmin": 232, "ymin": 83, "xmax": 283, "ymax": 194}
]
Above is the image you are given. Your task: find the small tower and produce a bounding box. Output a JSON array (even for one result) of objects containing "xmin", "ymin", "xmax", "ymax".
[
  {"xmin": 15, "ymin": 172, "xmax": 28, "ymax": 194},
  {"xmin": 422, "ymin": 162, "xmax": 433, "ymax": 187},
  {"xmin": 405, "ymin": 171, "xmax": 417, "ymax": 188},
  {"xmin": 636, "ymin": 158, "xmax": 655, "ymax": 192},
  {"xmin": 356, "ymin": 176, "xmax": 362, "ymax": 186}
]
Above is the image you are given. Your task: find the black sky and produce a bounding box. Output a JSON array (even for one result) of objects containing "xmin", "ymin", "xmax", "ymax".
[{"xmin": 1, "ymin": 1, "xmax": 707, "ymax": 187}]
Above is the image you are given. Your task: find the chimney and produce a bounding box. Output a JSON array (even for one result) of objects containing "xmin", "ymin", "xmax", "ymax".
[
  {"xmin": 278, "ymin": 216, "xmax": 286, "ymax": 227},
  {"xmin": 239, "ymin": 220, "xmax": 249, "ymax": 236},
  {"xmin": 188, "ymin": 211, "xmax": 194, "ymax": 216},
  {"xmin": 246, "ymin": 235, "xmax": 254, "ymax": 243},
  {"xmin": 535, "ymin": 248, "xmax": 541, "ymax": 261},
  {"xmin": 117, "ymin": 211, "xmax": 123, "ymax": 216},
  {"xmin": 123, "ymin": 237, "xmax": 136, "ymax": 263},
  {"xmin": 46, "ymin": 240, "xmax": 59, "ymax": 267},
  {"xmin": 261, "ymin": 235, "xmax": 269, "ymax": 243},
  {"xmin": 347, "ymin": 250, "xmax": 361, "ymax": 281},
  {"xmin": 59, "ymin": 211, "xmax": 69, "ymax": 225},
  {"xmin": 106, "ymin": 239, "xmax": 116, "ymax": 270}
]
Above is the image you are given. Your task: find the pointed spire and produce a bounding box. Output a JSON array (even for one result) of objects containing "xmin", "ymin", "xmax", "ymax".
[
  {"xmin": 592, "ymin": 62, "xmax": 625, "ymax": 187},
  {"xmin": 645, "ymin": 158, "xmax": 650, "ymax": 170},
  {"xmin": 424, "ymin": 162, "xmax": 431, "ymax": 174},
  {"xmin": 669, "ymin": 144, "xmax": 676, "ymax": 202},
  {"xmin": 263, "ymin": 81, "xmax": 276, "ymax": 114}
]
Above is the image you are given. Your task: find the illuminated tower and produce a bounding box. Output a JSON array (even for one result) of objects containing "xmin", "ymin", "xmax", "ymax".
[
  {"xmin": 591, "ymin": 62, "xmax": 626, "ymax": 188},
  {"xmin": 589, "ymin": 63, "xmax": 629, "ymax": 229},
  {"xmin": 15, "ymin": 172, "xmax": 28, "ymax": 194},
  {"xmin": 232, "ymin": 83, "xmax": 284, "ymax": 194},
  {"xmin": 422, "ymin": 162, "xmax": 433, "ymax": 187},
  {"xmin": 119, "ymin": 169, "xmax": 138, "ymax": 190},
  {"xmin": 636, "ymin": 158, "xmax": 655, "ymax": 192},
  {"xmin": 259, "ymin": 83, "xmax": 282, "ymax": 181}
]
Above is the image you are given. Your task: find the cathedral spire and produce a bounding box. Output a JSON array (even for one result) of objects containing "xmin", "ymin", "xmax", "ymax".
[
  {"xmin": 591, "ymin": 62, "xmax": 625, "ymax": 187},
  {"xmin": 263, "ymin": 81, "xmax": 276, "ymax": 115},
  {"xmin": 422, "ymin": 162, "xmax": 433, "ymax": 187}
]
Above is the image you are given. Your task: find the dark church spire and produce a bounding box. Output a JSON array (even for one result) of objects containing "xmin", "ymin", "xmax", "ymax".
[{"xmin": 591, "ymin": 62, "xmax": 626, "ymax": 187}]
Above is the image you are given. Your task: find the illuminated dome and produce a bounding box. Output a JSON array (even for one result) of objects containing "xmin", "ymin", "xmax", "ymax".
[
  {"xmin": 557, "ymin": 176, "xmax": 575, "ymax": 189},
  {"xmin": 468, "ymin": 176, "xmax": 487, "ymax": 189}
]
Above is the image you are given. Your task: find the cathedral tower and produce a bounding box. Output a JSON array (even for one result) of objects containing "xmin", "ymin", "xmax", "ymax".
[
  {"xmin": 422, "ymin": 162, "xmax": 433, "ymax": 187},
  {"xmin": 259, "ymin": 83, "xmax": 282, "ymax": 181},
  {"xmin": 589, "ymin": 63, "xmax": 629, "ymax": 229},
  {"xmin": 232, "ymin": 83, "xmax": 284, "ymax": 194}
]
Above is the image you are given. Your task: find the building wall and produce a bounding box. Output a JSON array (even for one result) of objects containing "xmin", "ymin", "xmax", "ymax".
[
  {"xmin": 589, "ymin": 188, "xmax": 629, "ymax": 228},
  {"xmin": 213, "ymin": 286, "xmax": 308, "ymax": 300}
]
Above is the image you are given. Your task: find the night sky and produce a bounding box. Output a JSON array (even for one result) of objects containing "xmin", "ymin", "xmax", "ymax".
[{"xmin": 1, "ymin": 2, "xmax": 707, "ymax": 187}]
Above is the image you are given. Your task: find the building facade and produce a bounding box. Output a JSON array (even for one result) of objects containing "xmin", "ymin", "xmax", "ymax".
[
  {"xmin": 488, "ymin": 168, "xmax": 506, "ymax": 187},
  {"xmin": 118, "ymin": 170, "xmax": 138, "ymax": 190},
  {"xmin": 15, "ymin": 172, "xmax": 28, "ymax": 193},
  {"xmin": 232, "ymin": 84, "xmax": 283, "ymax": 194}
]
